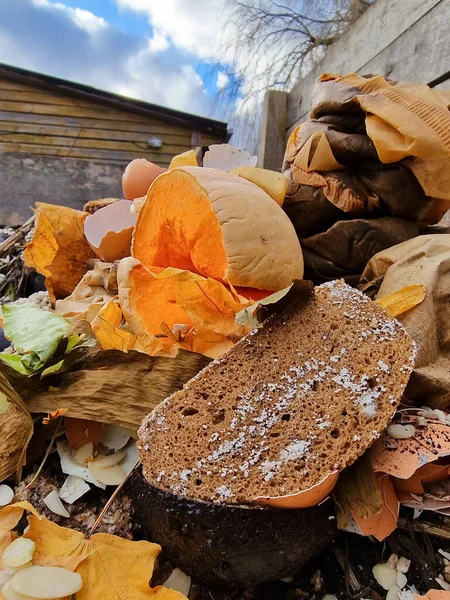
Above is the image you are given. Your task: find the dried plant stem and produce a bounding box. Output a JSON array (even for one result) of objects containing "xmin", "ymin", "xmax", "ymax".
[
  {"xmin": 88, "ymin": 461, "xmax": 139, "ymax": 538},
  {"xmin": 398, "ymin": 517, "xmax": 450, "ymax": 540},
  {"xmin": 334, "ymin": 546, "xmax": 361, "ymax": 592},
  {"xmin": 24, "ymin": 419, "xmax": 62, "ymax": 490},
  {"xmin": 0, "ymin": 216, "xmax": 34, "ymax": 257}
]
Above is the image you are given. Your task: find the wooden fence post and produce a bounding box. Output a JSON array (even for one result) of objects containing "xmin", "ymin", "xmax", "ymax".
[{"xmin": 257, "ymin": 90, "xmax": 288, "ymax": 171}]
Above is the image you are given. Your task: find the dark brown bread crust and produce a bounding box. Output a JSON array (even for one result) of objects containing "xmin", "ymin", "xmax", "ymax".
[
  {"xmin": 131, "ymin": 468, "xmax": 337, "ymax": 589},
  {"xmin": 139, "ymin": 280, "xmax": 415, "ymax": 505}
]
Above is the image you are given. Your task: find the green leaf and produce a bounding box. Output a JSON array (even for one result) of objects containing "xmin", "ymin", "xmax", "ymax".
[
  {"xmin": 0, "ymin": 353, "xmax": 33, "ymax": 375},
  {"xmin": 1, "ymin": 303, "xmax": 71, "ymax": 375},
  {"xmin": 66, "ymin": 333, "xmax": 79, "ymax": 353},
  {"xmin": 41, "ymin": 359, "xmax": 65, "ymax": 378},
  {"xmin": 0, "ymin": 391, "xmax": 9, "ymax": 414}
]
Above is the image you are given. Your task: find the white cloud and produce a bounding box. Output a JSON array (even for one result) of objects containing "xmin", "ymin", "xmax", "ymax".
[
  {"xmin": 148, "ymin": 31, "xmax": 170, "ymax": 53},
  {"xmin": 114, "ymin": 0, "xmax": 233, "ymax": 61},
  {"xmin": 0, "ymin": 0, "xmax": 213, "ymax": 117},
  {"xmin": 216, "ymin": 72, "xmax": 229, "ymax": 89},
  {"xmin": 67, "ymin": 7, "xmax": 107, "ymax": 33}
]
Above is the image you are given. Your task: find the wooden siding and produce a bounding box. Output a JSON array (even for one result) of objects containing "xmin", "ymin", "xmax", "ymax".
[{"xmin": 0, "ymin": 77, "xmax": 223, "ymax": 167}]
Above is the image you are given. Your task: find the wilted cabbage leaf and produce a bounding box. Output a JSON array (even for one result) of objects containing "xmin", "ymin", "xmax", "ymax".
[{"xmin": 0, "ymin": 304, "xmax": 71, "ymax": 375}]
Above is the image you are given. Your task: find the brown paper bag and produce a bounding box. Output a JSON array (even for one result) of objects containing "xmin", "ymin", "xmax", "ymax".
[{"xmin": 361, "ymin": 234, "xmax": 450, "ymax": 408}]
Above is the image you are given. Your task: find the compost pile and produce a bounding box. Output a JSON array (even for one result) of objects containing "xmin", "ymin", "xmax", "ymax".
[{"xmin": 0, "ymin": 73, "xmax": 450, "ymax": 600}]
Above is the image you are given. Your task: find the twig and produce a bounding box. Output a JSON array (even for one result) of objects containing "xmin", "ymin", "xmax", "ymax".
[
  {"xmin": 398, "ymin": 517, "xmax": 450, "ymax": 540},
  {"xmin": 87, "ymin": 461, "xmax": 139, "ymax": 538},
  {"xmin": 0, "ymin": 216, "xmax": 34, "ymax": 258},
  {"xmin": 24, "ymin": 419, "xmax": 62, "ymax": 490},
  {"xmin": 334, "ymin": 546, "xmax": 361, "ymax": 593}
]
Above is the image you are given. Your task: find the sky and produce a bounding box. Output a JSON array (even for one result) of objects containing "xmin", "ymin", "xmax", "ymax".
[{"xmin": 0, "ymin": 0, "xmax": 236, "ymax": 125}]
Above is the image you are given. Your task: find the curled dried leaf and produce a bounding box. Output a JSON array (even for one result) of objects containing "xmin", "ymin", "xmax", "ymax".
[
  {"xmin": 24, "ymin": 203, "xmax": 95, "ymax": 303},
  {"xmin": 375, "ymin": 284, "xmax": 426, "ymax": 317},
  {"xmin": 0, "ymin": 502, "xmax": 188, "ymax": 600},
  {"xmin": 42, "ymin": 408, "xmax": 68, "ymax": 425}
]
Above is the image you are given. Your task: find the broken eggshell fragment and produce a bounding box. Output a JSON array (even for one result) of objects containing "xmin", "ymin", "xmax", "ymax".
[
  {"xmin": 84, "ymin": 200, "xmax": 136, "ymax": 262},
  {"xmin": 371, "ymin": 419, "xmax": 450, "ymax": 480},
  {"xmin": 122, "ymin": 158, "xmax": 165, "ymax": 200},
  {"xmin": 252, "ymin": 471, "xmax": 338, "ymax": 508}
]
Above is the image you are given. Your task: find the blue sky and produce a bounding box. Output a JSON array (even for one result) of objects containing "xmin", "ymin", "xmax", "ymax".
[{"xmin": 0, "ymin": 0, "xmax": 234, "ymax": 120}]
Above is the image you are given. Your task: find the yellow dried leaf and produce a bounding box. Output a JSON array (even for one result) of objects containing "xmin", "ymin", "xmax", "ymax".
[
  {"xmin": 16, "ymin": 507, "xmax": 188, "ymax": 600},
  {"xmin": 375, "ymin": 284, "xmax": 426, "ymax": 317},
  {"xmin": 42, "ymin": 408, "xmax": 68, "ymax": 424},
  {"xmin": 24, "ymin": 203, "xmax": 95, "ymax": 302},
  {"xmin": 91, "ymin": 299, "xmax": 164, "ymax": 356}
]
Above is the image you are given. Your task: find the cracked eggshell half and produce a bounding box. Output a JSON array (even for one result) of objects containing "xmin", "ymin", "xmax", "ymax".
[
  {"xmin": 84, "ymin": 199, "xmax": 136, "ymax": 262},
  {"xmin": 122, "ymin": 158, "xmax": 165, "ymax": 200},
  {"xmin": 252, "ymin": 471, "xmax": 339, "ymax": 508}
]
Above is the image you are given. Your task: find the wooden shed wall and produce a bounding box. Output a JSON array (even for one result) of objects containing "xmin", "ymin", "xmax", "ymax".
[
  {"xmin": 0, "ymin": 75, "xmax": 226, "ymax": 225},
  {"xmin": 0, "ymin": 77, "xmax": 222, "ymax": 167}
]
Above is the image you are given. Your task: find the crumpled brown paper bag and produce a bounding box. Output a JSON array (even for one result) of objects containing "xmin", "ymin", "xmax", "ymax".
[
  {"xmin": 283, "ymin": 73, "xmax": 450, "ymax": 283},
  {"xmin": 361, "ymin": 234, "xmax": 450, "ymax": 408}
]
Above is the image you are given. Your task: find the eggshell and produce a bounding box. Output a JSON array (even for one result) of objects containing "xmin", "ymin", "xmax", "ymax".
[
  {"xmin": 252, "ymin": 471, "xmax": 338, "ymax": 508},
  {"xmin": 84, "ymin": 200, "xmax": 136, "ymax": 262},
  {"xmin": 122, "ymin": 158, "xmax": 165, "ymax": 200}
]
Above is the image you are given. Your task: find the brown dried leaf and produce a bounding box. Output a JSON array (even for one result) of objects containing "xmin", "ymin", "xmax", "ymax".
[
  {"xmin": 334, "ymin": 454, "xmax": 382, "ymax": 530},
  {"xmin": 24, "ymin": 203, "xmax": 95, "ymax": 302},
  {"xmin": 352, "ymin": 474, "xmax": 399, "ymax": 541},
  {"xmin": 26, "ymin": 349, "xmax": 210, "ymax": 429},
  {"xmin": 0, "ymin": 373, "xmax": 33, "ymax": 481},
  {"xmin": 375, "ymin": 284, "xmax": 426, "ymax": 317}
]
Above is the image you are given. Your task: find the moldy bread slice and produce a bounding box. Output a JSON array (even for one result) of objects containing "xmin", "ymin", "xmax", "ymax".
[{"xmin": 138, "ymin": 280, "xmax": 416, "ymax": 505}]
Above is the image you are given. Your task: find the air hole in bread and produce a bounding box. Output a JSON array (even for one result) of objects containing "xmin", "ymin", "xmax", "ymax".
[
  {"xmin": 341, "ymin": 410, "xmax": 347, "ymax": 417},
  {"xmin": 331, "ymin": 429, "xmax": 339, "ymax": 439},
  {"xmin": 312, "ymin": 381, "xmax": 320, "ymax": 392},
  {"xmin": 367, "ymin": 378, "xmax": 376, "ymax": 389},
  {"xmin": 211, "ymin": 408, "xmax": 225, "ymax": 424},
  {"xmin": 270, "ymin": 432, "xmax": 280, "ymax": 438},
  {"xmin": 182, "ymin": 407, "xmax": 199, "ymax": 417},
  {"xmin": 200, "ymin": 392, "xmax": 209, "ymax": 401},
  {"xmin": 281, "ymin": 414, "xmax": 291, "ymax": 422},
  {"xmin": 195, "ymin": 479, "xmax": 202, "ymax": 486},
  {"xmin": 177, "ymin": 423, "xmax": 182, "ymax": 430}
]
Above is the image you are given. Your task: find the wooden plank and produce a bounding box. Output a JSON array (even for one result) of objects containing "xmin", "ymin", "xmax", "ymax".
[
  {"xmin": 360, "ymin": 0, "xmax": 450, "ymax": 86},
  {"xmin": 0, "ymin": 141, "xmax": 172, "ymax": 165},
  {"xmin": 0, "ymin": 121, "xmax": 192, "ymax": 145},
  {"xmin": 0, "ymin": 99, "xmax": 169, "ymax": 122},
  {"xmin": 0, "ymin": 110, "xmax": 195, "ymax": 136},
  {"xmin": 257, "ymin": 90, "xmax": 287, "ymax": 171},
  {"xmin": 0, "ymin": 79, "xmax": 38, "ymax": 92},
  {"xmin": 286, "ymin": 0, "xmax": 444, "ymax": 129},
  {"xmin": 0, "ymin": 88, "xmax": 104, "ymax": 109},
  {"xmin": 0, "ymin": 132, "xmax": 192, "ymax": 155}
]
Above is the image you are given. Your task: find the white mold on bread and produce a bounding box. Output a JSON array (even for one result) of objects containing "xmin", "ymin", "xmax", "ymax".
[{"xmin": 138, "ymin": 280, "xmax": 416, "ymax": 505}]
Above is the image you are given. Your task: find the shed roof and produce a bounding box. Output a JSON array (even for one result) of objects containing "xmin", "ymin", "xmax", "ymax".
[{"xmin": 0, "ymin": 62, "xmax": 230, "ymax": 139}]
